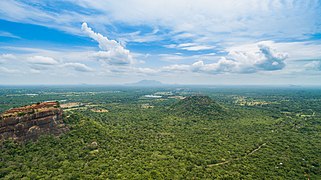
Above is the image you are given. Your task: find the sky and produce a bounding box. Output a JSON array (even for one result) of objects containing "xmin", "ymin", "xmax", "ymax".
[{"xmin": 0, "ymin": 0, "xmax": 321, "ymax": 85}]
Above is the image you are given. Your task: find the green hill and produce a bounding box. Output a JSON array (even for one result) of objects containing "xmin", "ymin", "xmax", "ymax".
[{"xmin": 170, "ymin": 95, "xmax": 225, "ymax": 118}]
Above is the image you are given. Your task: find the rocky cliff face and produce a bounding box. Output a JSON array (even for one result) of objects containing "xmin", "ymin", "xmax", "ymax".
[{"xmin": 0, "ymin": 102, "xmax": 68, "ymax": 142}]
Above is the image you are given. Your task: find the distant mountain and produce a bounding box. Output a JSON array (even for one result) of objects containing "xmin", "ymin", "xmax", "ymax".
[
  {"xmin": 170, "ymin": 95, "xmax": 226, "ymax": 118},
  {"xmin": 287, "ymin": 84, "xmax": 302, "ymax": 88},
  {"xmin": 126, "ymin": 80, "xmax": 164, "ymax": 86}
]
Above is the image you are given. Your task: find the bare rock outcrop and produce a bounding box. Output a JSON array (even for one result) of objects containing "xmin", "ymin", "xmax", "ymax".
[{"xmin": 0, "ymin": 102, "xmax": 69, "ymax": 142}]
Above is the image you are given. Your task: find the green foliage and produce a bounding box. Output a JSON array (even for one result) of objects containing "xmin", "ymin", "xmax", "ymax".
[
  {"xmin": 17, "ymin": 112, "xmax": 26, "ymax": 117},
  {"xmin": 170, "ymin": 95, "xmax": 226, "ymax": 119},
  {"xmin": 0, "ymin": 86, "xmax": 320, "ymax": 179}
]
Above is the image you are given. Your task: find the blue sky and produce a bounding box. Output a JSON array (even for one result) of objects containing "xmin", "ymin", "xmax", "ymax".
[{"xmin": 0, "ymin": 0, "xmax": 321, "ymax": 85}]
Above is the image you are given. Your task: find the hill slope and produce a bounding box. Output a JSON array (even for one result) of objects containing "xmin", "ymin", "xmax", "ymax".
[{"xmin": 170, "ymin": 95, "xmax": 225, "ymax": 118}]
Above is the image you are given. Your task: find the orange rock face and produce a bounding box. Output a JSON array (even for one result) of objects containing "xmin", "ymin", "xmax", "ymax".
[{"xmin": 0, "ymin": 102, "xmax": 69, "ymax": 141}]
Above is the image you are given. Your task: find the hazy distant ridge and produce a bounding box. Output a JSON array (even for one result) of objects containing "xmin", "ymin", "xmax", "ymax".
[{"xmin": 125, "ymin": 80, "xmax": 164, "ymax": 86}]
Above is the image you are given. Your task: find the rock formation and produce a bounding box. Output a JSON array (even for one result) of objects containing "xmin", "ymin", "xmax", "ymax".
[{"xmin": 0, "ymin": 102, "xmax": 68, "ymax": 142}]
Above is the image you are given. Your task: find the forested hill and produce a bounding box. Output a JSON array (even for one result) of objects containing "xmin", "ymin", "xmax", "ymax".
[{"xmin": 170, "ymin": 95, "xmax": 225, "ymax": 118}]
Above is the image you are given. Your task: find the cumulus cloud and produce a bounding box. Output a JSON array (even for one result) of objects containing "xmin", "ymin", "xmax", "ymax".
[
  {"xmin": 27, "ymin": 55, "xmax": 59, "ymax": 65},
  {"xmin": 255, "ymin": 44, "xmax": 287, "ymax": 70},
  {"xmin": 26, "ymin": 55, "xmax": 93, "ymax": 72},
  {"xmin": 162, "ymin": 42, "xmax": 288, "ymax": 74},
  {"xmin": 206, "ymin": 43, "xmax": 286, "ymax": 73},
  {"xmin": 63, "ymin": 62, "xmax": 94, "ymax": 72},
  {"xmin": 81, "ymin": 22, "xmax": 133, "ymax": 65}
]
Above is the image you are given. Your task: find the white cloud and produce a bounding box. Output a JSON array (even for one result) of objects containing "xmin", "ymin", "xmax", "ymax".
[
  {"xmin": 162, "ymin": 64, "xmax": 191, "ymax": 72},
  {"xmin": 227, "ymin": 41, "xmax": 321, "ymax": 61},
  {"xmin": 74, "ymin": 0, "xmax": 321, "ymax": 43},
  {"xmin": 1, "ymin": 54, "xmax": 16, "ymax": 59},
  {"xmin": 0, "ymin": 31, "xmax": 20, "ymax": 39},
  {"xmin": 254, "ymin": 44, "xmax": 287, "ymax": 70},
  {"xmin": 0, "ymin": 1, "xmax": 320, "ymax": 85},
  {"xmin": 27, "ymin": 55, "xmax": 59, "ymax": 65},
  {"xmin": 161, "ymin": 42, "xmax": 288, "ymax": 74},
  {"xmin": 0, "ymin": 0, "xmax": 88, "ymax": 35},
  {"xmin": 1, "ymin": 1, "xmax": 319, "ymax": 45},
  {"xmin": 118, "ymin": 29, "xmax": 164, "ymax": 43},
  {"xmin": 63, "ymin": 62, "xmax": 94, "ymax": 72},
  {"xmin": 158, "ymin": 54, "xmax": 186, "ymax": 62},
  {"xmin": 158, "ymin": 52, "xmax": 218, "ymax": 63},
  {"xmin": 181, "ymin": 45, "xmax": 214, "ymax": 51},
  {"xmin": 0, "ymin": 67, "xmax": 17, "ymax": 73},
  {"xmin": 223, "ymin": 43, "xmax": 287, "ymax": 73},
  {"xmin": 93, "ymin": 51, "xmax": 132, "ymax": 65},
  {"xmin": 29, "ymin": 68, "xmax": 41, "ymax": 74},
  {"xmin": 25, "ymin": 54, "xmax": 94, "ymax": 73},
  {"xmin": 304, "ymin": 61, "xmax": 321, "ymax": 71},
  {"xmin": 165, "ymin": 43, "xmax": 215, "ymax": 51},
  {"xmin": 82, "ymin": 22, "xmax": 134, "ymax": 65},
  {"xmin": 0, "ymin": 53, "xmax": 17, "ymax": 63},
  {"xmin": 134, "ymin": 67, "xmax": 159, "ymax": 74}
]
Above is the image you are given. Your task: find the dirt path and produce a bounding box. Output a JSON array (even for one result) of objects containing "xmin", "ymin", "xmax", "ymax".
[
  {"xmin": 207, "ymin": 142, "xmax": 267, "ymax": 167},
  {"xmin": 247, "ymin": 143, "xmax": 266, "ymax": 155}
]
